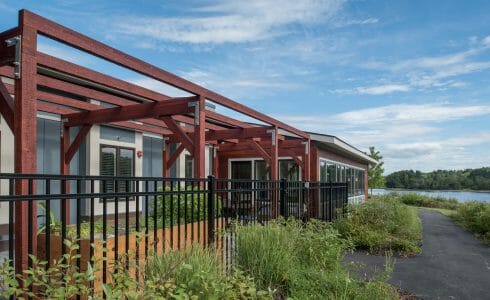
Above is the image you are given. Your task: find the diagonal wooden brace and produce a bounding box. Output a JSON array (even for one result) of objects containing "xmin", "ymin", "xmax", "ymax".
[
  {"xmin": 166, "ymin": 143, "xmax": 186, "ymax": 171},
  {"xmin": 248, "ymin": 140, "xmax": 272, "ymax": 165},
  {"xmin": 64, "ymin": 124, "xmax": 92, "ymax": 164},
  {"xmin": 162, "ymin": 116, "xmax": 195, "ymax": 154}
]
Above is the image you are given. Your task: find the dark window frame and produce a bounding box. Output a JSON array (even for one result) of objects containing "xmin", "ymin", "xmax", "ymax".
[{"xmin": 99, "ymin": 144, "xmax": 136, "ymax": 202}]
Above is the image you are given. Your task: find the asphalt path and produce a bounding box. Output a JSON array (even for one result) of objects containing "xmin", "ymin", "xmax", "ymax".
[{"xmin": 344, "ymin": 209, "xmax": 490, "ymax": 299}]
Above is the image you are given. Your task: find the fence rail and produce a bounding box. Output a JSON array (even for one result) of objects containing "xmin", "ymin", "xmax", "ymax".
[{"xmin": 0, "ymin": 173, "xmax": 348, "ymax": 289}]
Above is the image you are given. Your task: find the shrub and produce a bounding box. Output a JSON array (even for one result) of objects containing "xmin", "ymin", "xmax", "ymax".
[
  {"xmin": 455, "ymin": 201, "xmax": 490, "ymax": 244},
  {"xmin": 334, "ymin": 196, "xmax": 422, "ymax": 254},
  {"xmin": 234, "ymin": 219, "xmax": 399, "ymax": 299},
  {"xmin": 148, "ymin": 186, "xmax": 222, "ymax": 228},
  {"xmin": 141, "ymin": 245, "xmax": 273, "ymax": 299},
  {"xmin": 0, "ymin": 240, "xmax": 95, "ymax": 299}
]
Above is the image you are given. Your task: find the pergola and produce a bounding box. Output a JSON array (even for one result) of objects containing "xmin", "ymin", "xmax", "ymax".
[{"xmin": 0, "ymin": 10, "xmax": 311, "ymax": 272}]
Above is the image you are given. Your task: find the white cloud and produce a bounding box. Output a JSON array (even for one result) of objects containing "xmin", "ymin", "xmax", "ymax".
[
  {"xmin": 333, "ymin": 103, "xmax": 490, "ymax": 125},
  {"xmin": 111, "ymin": 0, "xmax": 344, "ymax": 44},
  {"xmin": 274, "ymin": 102, "xmax": 490, "ymax": 173},
  {"xmin": 335, "ymin": 17, "xmax": 379, "ymax": 27},
  {"xmin": 359, "ymin": 36, "xmax": 490, "ymax": 92},
  {"xmin": 356, "ymin": 84, "xmax": 410, "ymax": 95}
]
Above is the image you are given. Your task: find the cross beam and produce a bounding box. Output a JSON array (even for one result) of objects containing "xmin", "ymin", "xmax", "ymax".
[
  {"xmin": 63, "ymin": 96, "xmax": 197, "ymax": 127},
  {"xmin": 205, "ymin": 126, "xmax": 276, "ymax": 141}
]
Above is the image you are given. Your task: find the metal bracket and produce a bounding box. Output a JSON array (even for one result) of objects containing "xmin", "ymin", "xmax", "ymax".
[
  {"xmin": 188, "ymin": 101, "xmax": 200, "ymax": 125},
  {"xmin": 266, "ymin": 129, "xmax": 276, "ymax": 145},
  {"xmin": 5, "ymin": 35, "xmax": 21, "ymax": 79},
  {"xmin": 301, "ymin": 141, "xmax": 309, "ymax": 154}
]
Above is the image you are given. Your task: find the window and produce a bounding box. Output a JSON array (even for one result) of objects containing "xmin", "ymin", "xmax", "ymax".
[
  {"xmin": 100, "ymin": 145, "xmax": 134, "ymax": 196},
  {"xmin": 100, "ymin": 126, "xmax": 135, "ymax": 143},
  {"xmin": 184, "ymin": 155, "xmax": 194, "ymax": 178},
  {"xmin": 143, "ymin": 136, "xmax": 163, "ymax": 177},
  {"xmin": 279, "ymin": 159, "xmax": 299, "ymax": 181},
  {"xmin": 255, "ymin": 160, "xmax": 270, "ymax": 180},
  {"xmin": 320, "ymin": 161, "xmax": 327, "ymax": 182}
]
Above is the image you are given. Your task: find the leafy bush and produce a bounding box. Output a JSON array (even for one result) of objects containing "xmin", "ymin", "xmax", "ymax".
[
  {"xmin": 455, "ymin": 201, "xmax": 490, "ymax": 244},
  {"xmin": 395, "ymin": 193, "xmax": 460, "ymax": 210},
  {"xmin": 0, "ymin": 240, "xmax": 95, "ymax": 299},
  {"xmin": 334, "ymin": 196, "xmax": 422, "ymax": 254},
  {"xmin": 234, "ymin": 219, "xmax": 399, "ymax": 299},
  {"xmin": 148, "ymin": 186, "xmax": 222, "ymax": 228}
]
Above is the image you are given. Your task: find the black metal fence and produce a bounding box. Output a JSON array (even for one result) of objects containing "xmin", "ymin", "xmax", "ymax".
[{"xmin": 0, "ymin": 173, "xmax": 347, "ymax": 285}]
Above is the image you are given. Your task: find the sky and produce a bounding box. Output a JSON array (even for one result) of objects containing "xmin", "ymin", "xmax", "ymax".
[{"xmin": 1, "ymin": 0, "xmax": 490, "ymax": 174}]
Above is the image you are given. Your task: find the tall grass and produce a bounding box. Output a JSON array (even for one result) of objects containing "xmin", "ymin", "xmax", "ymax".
[
  {"xmin": 333, "ymin": 196, "xmax": 422, "ymax": 254},
  {"xmin": 234, "ymin": 219, "xmax": 399, "ymax": 299},
  {"xmin": 143, "ymin": 245, "xmax": 273, "ymax": 299},
  {"xmin": 454, "ymin": 201, "xmax": 490, "ymax": 245},
  {"xmin": 394, "ymin": 193, "xmax": 460, "ymax": 210}
]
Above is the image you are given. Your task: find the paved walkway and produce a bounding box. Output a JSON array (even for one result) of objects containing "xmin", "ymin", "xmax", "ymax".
[{"xmin": 344, "ymin": 209, "xmax": 490, "ymax": 299}]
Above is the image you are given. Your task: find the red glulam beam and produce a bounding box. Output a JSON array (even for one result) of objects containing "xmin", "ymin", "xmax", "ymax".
[
  {"xmin": 14, "ymin": 11, "xmax": 37, "ymax": 275},
  {"xmin": 206, "ymin": 126, "xmax": 273, "ymax": 141},
  {"xmin": 63, "ymin": 96, "xmax": 197, "ymax": 127}
]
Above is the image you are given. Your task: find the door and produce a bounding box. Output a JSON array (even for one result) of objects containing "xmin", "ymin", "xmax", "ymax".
[{"xmin": 230, "ymin": 161, "xmax": 253, "ymax": 219}]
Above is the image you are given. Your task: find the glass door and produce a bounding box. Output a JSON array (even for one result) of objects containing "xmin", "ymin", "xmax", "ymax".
[{"xmin": 230, "ymin": 161, "xmax": 253, "ymax": 220}]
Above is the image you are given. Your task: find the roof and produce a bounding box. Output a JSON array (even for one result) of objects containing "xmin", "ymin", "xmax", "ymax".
[{"xmin": 307, "ymin": 132, "xmax": 377, "ymax": 165}]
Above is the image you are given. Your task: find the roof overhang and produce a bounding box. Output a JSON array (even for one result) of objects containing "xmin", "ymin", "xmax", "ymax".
[{"xmin": 308, "ymin": 132, "xmax": 377, "ymax": 165}]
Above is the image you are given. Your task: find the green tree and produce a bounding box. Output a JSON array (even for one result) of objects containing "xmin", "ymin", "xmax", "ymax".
[{"xmin": 368, "ymin": 146, "xmax": 385, "ymax": 195}]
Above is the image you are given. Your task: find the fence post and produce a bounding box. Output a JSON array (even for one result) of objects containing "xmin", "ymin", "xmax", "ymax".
[
  {"xmin": 207, "ymin": 175, "xmax": 215, "ymax": 246},
  {"xmin": 279, "ymin": 179, "xmax": 287, "ymax": 218},
  {"xmin": 344, "ymin": 182, "xmax": 349, "ymax": 217},
  {"xmin": 329, "ymin": 181, "xmax": 333, "ymax": 221},
  {"xmin": 304, "ymin": 181, "xmax": 310, "ymax": 221}
]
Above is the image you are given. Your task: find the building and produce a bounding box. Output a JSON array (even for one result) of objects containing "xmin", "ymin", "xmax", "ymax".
[{"xmin": 0, "ymin": 10, "xmax": 375, "ymax": 269}]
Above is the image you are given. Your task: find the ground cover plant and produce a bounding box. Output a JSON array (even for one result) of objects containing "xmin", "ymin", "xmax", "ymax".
[
  {"xmin": 234, "ymin": 218, "xmax": 399, "ymax": 299},
  {"xmin": 333, "ymin": 196, "xmax": 422, "ymax": 254}
]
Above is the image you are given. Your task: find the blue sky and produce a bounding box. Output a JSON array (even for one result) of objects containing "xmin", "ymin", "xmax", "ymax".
[{"xmin": 1, "ymin": 0, "xmax": 490, "ymax": 174}]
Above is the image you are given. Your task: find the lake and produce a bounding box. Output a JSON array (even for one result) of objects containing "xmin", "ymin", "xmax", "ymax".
[{"xmin": 372, "ymin": 189, "xmax": 490, "ymax": 203}]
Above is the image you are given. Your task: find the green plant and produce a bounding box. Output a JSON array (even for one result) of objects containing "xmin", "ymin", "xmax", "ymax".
[
  {"xmin": 145, "ymin": 185, "xmax": 223, "ymax": 229},
  {"xmin": 0, "ymin": 239, "xmax": 95, "ymax": 299},
  {"xmin": 333, "ymin": 196, "xmax": 422, "ymax": 254},
  {"xmin": 234, "ymin": 218, "xmax": 399, "ymax": 299},
  {"xmin": 143, "ymin": 245, "xmax": 273, "ymax": 299},
  {"xmin": 396, "ymin": 193, "xmax": 460, "ymax": 210},
  {"xmin": 455, "ymin": 201, "xmax": 490, "ymax": 244}
]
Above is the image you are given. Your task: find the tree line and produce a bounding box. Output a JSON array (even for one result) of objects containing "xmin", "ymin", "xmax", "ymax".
[{"xmin": 385, "ymin": 168, "xmax": 490, "ymax": 191}]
